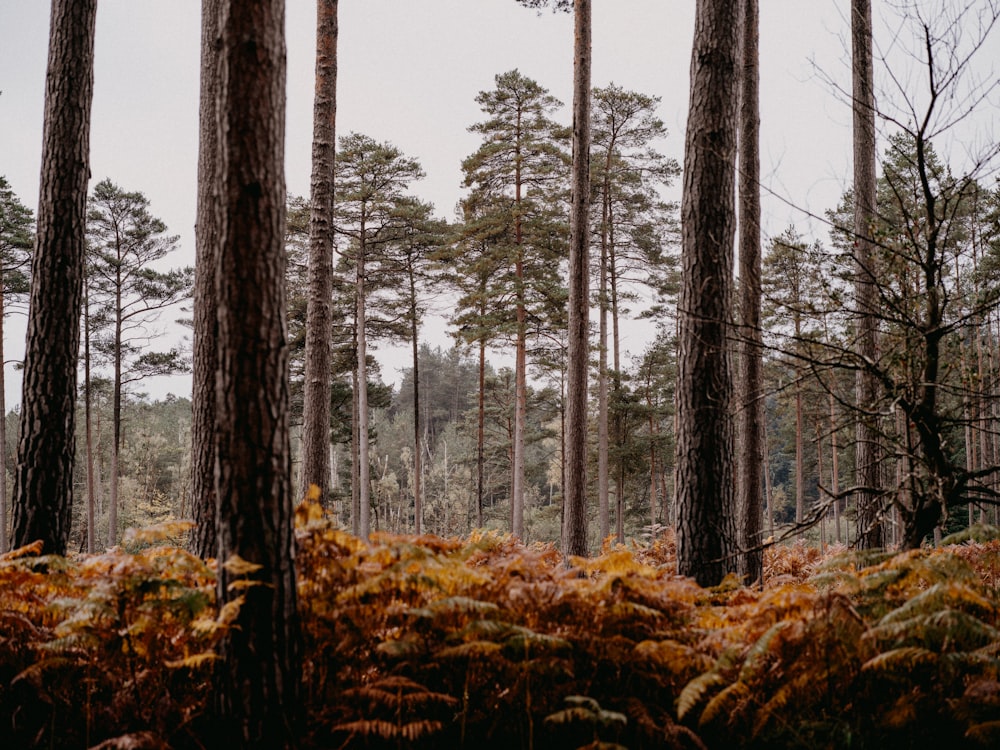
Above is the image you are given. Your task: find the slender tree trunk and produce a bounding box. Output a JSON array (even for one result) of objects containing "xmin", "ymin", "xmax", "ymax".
[
  {"xmin": 477, "ymin": 337, "xmax": 485, "ymax": 527},
  {"xmin": 512, "ymin": 142, "xmax": 526, "ymax": 539},
  {"xmin": 108, "ymin": 291, "xmax": 123, "ymax": 547},
  {"xmin": 410, "ymin": 289, "xmax": 423, "ymax": 534},
  {"xmin": 795, "ymin": 366, "xmax": 804, "ymax": 526},
  {"xmin": 597, "ymin": 186, "xmax": 611, "ymax": 543},
  {"xmin": 357, "ymin": 233, "xmax": 372, "ymax": 539},
  {"xmin": 675, "ymin": 0, "xmax": 742, "ymax": 587},
  {"xmin": 852, "ymin": 0, "xmax": 884, "ymax": 549},
  {"xmin": 736, "ymin": 0, "xmax": 763, "ymax": 584},
  {"xmin": 84, "ymin": 279, "xmax": 97, "ymax": 553},
  {"xmin": 563, "ymin": 0, "xmax": 591, "ymax": 557},
  {"xmin": 350, "ymin": 365, "xmax": 360, "ymax": 535},
  {"xmin": 13, "ymin": 0, "xmax": 97, "ymax": 555},
  {"xmin": 0, "ymin": 285, "xmax": 6, "ymax": 554},
  {"xmin": 213, "ymin": 1, "xmax": 301, "ymax": 744},
  {"xmin": 830, "ymin": 392, "xmax": 841, "ymax": 543},
  {"xmin": 190, "ymin": 0, "xmax": 221, "ymax": 558},
  {"xmin": 300, "ymin": 0, "xmax": 339, "ymax": 503}
]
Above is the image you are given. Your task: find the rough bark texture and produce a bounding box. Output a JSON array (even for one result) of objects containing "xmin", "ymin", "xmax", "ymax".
[
  {"xmin": 736, "ymin": 0, "xmax": 763, "ymax": 585},
  {"xmin": 852, "ymin": 0, "xmax": 885, "ymax": 549},
  {"xmin": 12, "ymin": 0, "xmax": 97, "ymax": 555},
  {"xmin": 300, "ymin": 0, "xmax": 338, "ymax": 503},
  {"xmin": 190, "ymin": 0, "xmax": 221, "ymax": 559},
  {"xmin": 563, "ymin": 0, "xmax": 591, "ymax": 557},
  {"xmin": 675, "ymin": 0, "xmax": 742, "ymax": 587},
  {"xmin": 213, "ymin": 0, "xmax": 301, "ymax": 745}
]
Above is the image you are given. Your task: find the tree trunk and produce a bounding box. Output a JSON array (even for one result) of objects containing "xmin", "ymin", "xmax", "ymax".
[
  {"xmin": 852, "ymin": 0, "xmax": 884, "ymax": 549},
  {"xmin": 675, "ymin": 0, "xmax": 742, "ymax": 587},
  {"xmin": 410, "ymin": 284, "xmax": 423, "ymax": 534},
  {"xmin": 12, "ymin": 0, "xmax": 97, "ymax": 555},
  {"xmin": 190, "ymin": 0, "xmax": 221, "ymax": 559},
  {"xmin": 84, "ymin": 279, "xmax": 97, "ymax": 553},
  {"xmin": 108, "ymin": 286, "xmax": 123, "ymax": 547},
  {"xmin": 597, "ymin": 184, "xmax": 611, "ymax": 543},
  {"xmin": 830, "ymin": 392, "xmax": 841, "ymax": 543},
  {"xmin": 357, "ymin": 233, "xmax": 372, "ymax": 539},
  {"xmin": 512, "ymin": 152, "xmax": 526, "ymax": 540},
  {"xmin": 0, "ymin": 284, "xmax": 6, "ymax": 554},
  {"xmin": 736, "ymin": 0, "xmax": 763, "ymax": 584},
  {"xmin": 477, "ymin": 337, "xmax": 485, "ymax": 527},
  {"xmin": 213, "ymin": 0, "xmax": 301, "ymax": 745},
  {"xmin": 300, "ymin": 0, "xmax": 338, "ymax": 503},
  {"xmin": 563, "ymin": 0, "xmax": 591, "ymax": 557}
]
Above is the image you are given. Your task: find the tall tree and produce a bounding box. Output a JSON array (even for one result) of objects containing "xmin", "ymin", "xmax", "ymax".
[
  {"xmin": 12, "ymin": 0, "xmax": 97, "ymax": 555},
  {"xmin": 0, "ymin": 176, "xmax": 33, "ymax": 553},
  {"xmin": 213, "ymin": 0, "xmax": 301, "ymax": 744},
  {"xmin": 300, "ymin": 0, "xmax": 339, "ymax": 504},
  {"xmin": 86, "ymin": 179, "xmax": 192, "ymax": 547},
  {"xmin": 190, "ymin": 0, "xmax": 222, "ymax": 559},
  {"xmin": 386, "ymin": 198, "xmax": 446, "ymax": 534},
  {"xmin": 675, "ymin": 0, "xmax": 743, "ymax": 586},
  {"xmin": 590, "ymin": 84, "xmax": 678, "ymax": 540},
  {"xmin": 563, "ymin": 0, "xmax": 591, "ymax": 557},
  {"xmin": 462, "ymin": 69, "xmax": 568, "ymax": 539},
  {"xmin": 736, "ymin": 0, "xmax": 763, "ymax": 583},
  {"xmin": 852, "ymin": 0, "xmax": 884, "ymax": 549},
  {"xmin": 334, "ymin": 132, "xmax": 424, "ymax": 539}
]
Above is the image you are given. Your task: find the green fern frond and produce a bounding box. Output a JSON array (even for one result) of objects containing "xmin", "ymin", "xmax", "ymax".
[
  {"xmin": 941, "ymin": 524, "xmax": 1000, "ymax": 546},
  {"xmin": 501, "ymin": 627, "xmax": 571, "ymax": 661},
  {"xmin": 677, "ymin": 672, "xmax": 725, "ymax": 722},
  {"xmin": 879, "ymin": 582, "xmax": 996, "ymax": 626},
  {"xmin": 861, "ymin": 646, "xmax": 938, "ymax": 674}
]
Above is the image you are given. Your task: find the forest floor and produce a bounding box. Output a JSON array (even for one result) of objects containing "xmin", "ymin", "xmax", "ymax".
[{"xmin": 2, "ymin": 502, "xmax": 1000, "ymax": 749}]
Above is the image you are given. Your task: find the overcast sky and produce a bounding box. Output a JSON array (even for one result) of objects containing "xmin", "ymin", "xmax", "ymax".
[{"xmin": 1, "ymin": 0, "xmax": 995, "ymax": 404}]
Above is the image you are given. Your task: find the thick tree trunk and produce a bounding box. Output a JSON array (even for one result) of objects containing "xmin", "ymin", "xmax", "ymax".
[
  {"xmin": 12, "ymin": 0, "xmax": 97, "ymax": 555},
  {"xmin": 563, "ymin": 0, "xmax": 591, "ymax": 557},
  {"xmin": 300, "ymin": 0, "xmax": 339, "ymax": 503},
  {"xmin": 852, "ymin": 0, "xmax": 884, "ymax": 549},
  {"xmin": 190, "ymin": 0, "xmax": 221, "ymax": 559},
  {"xmin": 675, "ymin": 0, "xmax": 742, "ymax": 587},
  {"xmin": 736, "ymin": 0, "xmax": 763, "ymax": 584},
  {"xmin": 213, "ymin": 1, "xmax": 301, "ymax": 745}
]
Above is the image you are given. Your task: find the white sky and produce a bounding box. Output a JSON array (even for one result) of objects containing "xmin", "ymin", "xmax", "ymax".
[{"xmin": 1, "ymin": 0, "xmax": 994, "ymax": 406}]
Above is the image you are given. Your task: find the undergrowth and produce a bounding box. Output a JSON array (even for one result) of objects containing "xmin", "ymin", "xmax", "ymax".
[{"xmin": 2, "ymin": 505, "xmax": 999, "ymax": 749}]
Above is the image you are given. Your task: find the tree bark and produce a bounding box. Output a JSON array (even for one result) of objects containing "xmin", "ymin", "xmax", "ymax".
[
  {"xmin": 190, "ymin": 0, "xmax": 222, "ymax": 559},
  {"xmin": 300, "ymin": 0, "xmax": 339, "ymax": 503},
  {"xmin": 12, "ymin": 0, "xmax": 97, "ymax": 555},
  {"xmin": 675, "ymin": 0, "xmax": 742, "ymax": 587},
  {"xmin": 852, "ymin": 0, "xmax": 884, "ymax": 549},
  {"xmin": 410, "ymin": 282, "xmax": 423, "ymax": 534},
  {"xmin": 213, "ymin": 0, "xmax": 301, "ymax": 745},
  {"xmin": 563, "ymin": 0, "xmax": 591, "ymax": 557},
  {"xmin": 736, "ymin": 0, "xmax": 763, "ymax": 584},
  {"xmin": 356, "ymin": 232, "xmax": 372, "ymax": 539},
  {"xmin": 83, "ymin": 278, "xmax": 97, "ymax": 554}
]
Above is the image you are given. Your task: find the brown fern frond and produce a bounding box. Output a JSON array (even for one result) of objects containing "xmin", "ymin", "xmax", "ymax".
[
  {"xmin": 861, "ymin": 646, "xmax": 938, "ymax": 674},
  {"xmin": 698, "ymin": 679, "xmax": 752, "ymax": 729}
]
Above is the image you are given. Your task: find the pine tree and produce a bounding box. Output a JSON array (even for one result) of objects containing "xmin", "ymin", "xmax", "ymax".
[
  {"xmin": 334, "ymin": 132, "xmax": 425, "ymax": 539},
  {"xmin": 0, "ymin": 176, "xmax": 33, "ymax": 553},
  {"xmin": 462, "ymin": 69, "xmax": 569, "ymax": 538},
  {"xmin": 85, "ymin": 179, "xmax": 192, "ymax": 547}
]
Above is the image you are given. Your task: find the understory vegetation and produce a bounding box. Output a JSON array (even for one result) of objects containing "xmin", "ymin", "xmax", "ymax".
[{"xmin": 2, "ymin": 500, "xmax": 999, "ymax": 749}]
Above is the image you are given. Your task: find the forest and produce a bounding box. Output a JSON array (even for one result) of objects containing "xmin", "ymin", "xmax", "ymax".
[{"xmin": 2, "ymin": 0, "xmax": 1000, "ymax": 748}]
